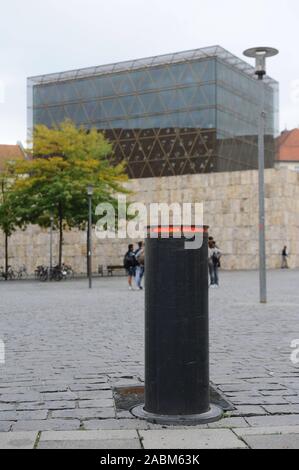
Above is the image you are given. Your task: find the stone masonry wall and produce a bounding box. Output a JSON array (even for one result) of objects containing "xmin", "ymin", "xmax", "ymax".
[{"xmin": 1, "ymin": 168, "xmax": 299, "ymax": 273}]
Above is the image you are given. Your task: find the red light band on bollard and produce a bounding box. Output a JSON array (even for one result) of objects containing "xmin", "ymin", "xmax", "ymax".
[{"xmin": 148, "ymin": 226, "xmax": 208, "ymax": 235}]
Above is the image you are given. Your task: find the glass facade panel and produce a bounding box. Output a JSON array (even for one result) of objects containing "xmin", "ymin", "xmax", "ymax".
[
  {"xmin": 216, "ymin": 60, "xmax": 277, "ymax": 169},
  {"xmin": 29, "ymin": 47, "xmax": 278, "ymax": 178}
]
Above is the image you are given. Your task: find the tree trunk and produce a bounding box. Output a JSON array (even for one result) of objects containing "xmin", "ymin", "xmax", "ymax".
[
  {"xmin": 58, "ymin": 203, "xmax": 63, "ymax": 268},
  {"xmin": 5, "ymin": 232, "xmax": 8, "ymax": 280}
]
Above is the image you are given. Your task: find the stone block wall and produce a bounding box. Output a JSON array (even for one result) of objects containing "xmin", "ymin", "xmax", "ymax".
[{"xmin": 1, "ymin": 168, "xmax": 299, "ymax": 273}]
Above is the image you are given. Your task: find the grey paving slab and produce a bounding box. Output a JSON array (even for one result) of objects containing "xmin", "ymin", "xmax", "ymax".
[
  {"xmin": 0, "ymin": 422, "xmax": 13, "ymax": 432},
  {"xmin": 40, "ymin": 430, "xmax": 138, "ymax": 441},
  {"xmin": 82, "ymin": 419, "xmax": 149, "ymax": 430},
  {"xmin": 263, "ymin": 404, "xmax": 299, "ymax": 414},
  {"xmin": 230, "ymin": 405, "xmax": 268, "ymax": 416},
  {"xmin": 207, "ymin": 417, "xmax": 249, "ymax": 428},
  {"xmin": 38, "ymin": 439, "xmax": 142, "ymax": 449},
  {"xmin": 140, "ymin": 429, "xmax": 247, "ymax": 449},
  {"xmin": 52, "ymin": 408, "xmax": 115, "ymax": 419},
  {"xmin": 77, "ymin": 391, "xmax": 113, "ymax": 400},
  {"xmin": 0, "ymin": 392, "xmax": 42, "ymax": 403},
  {"xmin": 69, "ymin": 384, "xmax": 110, "ymax": 392},
  {"xmin": 0, "ymin": 410, "xmax": 48, "ymax": 421},
  {"xmin": 78, "ymin": 399, "xmax": 114, "ymax": 408},
  {"xmin": 287, "ymin": 396, "xmax": 299, "ymax": 404},
  {"xmin": 41, "ymin": 392, "xmax": 77, "ymax": 401},
  {"xmin": 14, "ymin": 401, "xmax": 76, "ymax": 411},
  {"xmin": 12, "ymin": 419, "xmax": 81, "ymax": 431},
  {"xmin": 243, "ymin": 434, "xmax": 299, "ymax": 449},
  {"xmin": 0, "ymin": 404, "xmax": 17, "ymax": 411},
  {"xmin": 246, "ymin": 415, "xmax": 299, "ymax": 427},
  {"xmin": 0, "ymin": 432, "xmax": 38, "ymax": 449},
  {"xmin": 234, "ymin": 425, "xmax": 299, "ymax": 436}
]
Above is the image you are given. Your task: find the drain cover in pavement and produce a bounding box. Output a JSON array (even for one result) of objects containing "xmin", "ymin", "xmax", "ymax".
[{"xmin": 113, "ymin": 383, "xmax": 234, "ymax": 412}]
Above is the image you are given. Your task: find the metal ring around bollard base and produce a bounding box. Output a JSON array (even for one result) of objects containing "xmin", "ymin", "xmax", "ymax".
[{"xmin": 131, "ymin": 403, "xmax": 223, "ymax": 426}]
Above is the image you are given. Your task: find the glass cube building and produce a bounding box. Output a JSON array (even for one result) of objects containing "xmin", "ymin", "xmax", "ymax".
[{"xmin": 28, "ymin": 46, "xmax": 279, "ymax": 178}]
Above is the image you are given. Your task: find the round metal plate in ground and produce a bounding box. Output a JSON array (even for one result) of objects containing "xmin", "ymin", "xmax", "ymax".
[{"xmin": 131, "ymin": 404, "xmax": 223, "ymax": 426}]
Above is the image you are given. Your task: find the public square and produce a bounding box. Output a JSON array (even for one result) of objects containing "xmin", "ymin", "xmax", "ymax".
[{"xmin": 0, "ymin": 269, "xmax": 299, "ymax": 448}]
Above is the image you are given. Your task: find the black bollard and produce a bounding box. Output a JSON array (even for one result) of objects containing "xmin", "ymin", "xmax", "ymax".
[{"xmin": 132, "ymin": 225, "xmax": 222, "ymax": 425}]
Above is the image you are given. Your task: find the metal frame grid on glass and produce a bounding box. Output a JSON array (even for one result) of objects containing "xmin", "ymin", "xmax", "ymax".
[{"xmin": 28, "ymin": 45, "xmax": 279, "ymax": 178}]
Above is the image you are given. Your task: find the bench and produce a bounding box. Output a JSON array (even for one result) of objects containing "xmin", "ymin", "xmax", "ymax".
[{"xmin": 98, "ymin": 265, "xmax": 125, "ymax": 277}]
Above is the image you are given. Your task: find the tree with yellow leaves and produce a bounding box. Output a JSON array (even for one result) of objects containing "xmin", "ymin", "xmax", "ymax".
[{"xmin": 12, "ymin": 120, "xmax": 128, "ymax": 268}]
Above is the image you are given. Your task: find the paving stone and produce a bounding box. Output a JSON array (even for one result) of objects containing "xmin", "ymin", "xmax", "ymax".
[
  {"xmin": 82, "ymin": 419, "xmax": 149, "ymax": 430},
  {"xmin": 258, "ymin": 384, "xmax": 288, "ymax": 391},
  {"xmin": 231, "ymin": 396, "xmax": 289, "ymax": 406},
  {"xmin": 207, "ymin": 417, "xmax": 249, "ymax": 428},
  {"xmin": 0, "ymin": 393, "xmax": 41, "ymax": 403},
  {"xmin": 52, "ymin": 408, "xmax": 115, "ymax": 419},
  {"xmin": 37, "ymin": 439, "xmax": 141, "ymax": 449},
  {"xmin": 44, "ymin": 401, "xmax": 77, "ymax": 410},
  {"xmin": 287, "ymin": 396, "xmax": 299, "ymax": 404},
  {"xmin": 116, "ymin": 410, "xmax": 136, "ymax": 419},
  {"xmin": 77, "ymin": 391, "xmax": 113, "ymax": 400},
  {"xmin": 263, "ymin": 404, "xmax": 299, "ymax": 415},
  {"xmin": 41, "ymin": 392, "xmax": 77, "ymax": 401},
  {"xmin": 0, "ymin": 410, "xmax": 48, "ymax": 421},
  {"xmin": 230, "ymin": 405, "xmax": 268, "ymax": 417},
  {"xmin": 69, "ymin": 384, "xmax": 110, "ymax": 392},
  {"xmin": 234, "ymin": 425, "xmax": 299, "ymax": 436},
  {"xmin": 243, "ymin": 434, "xmax": 299, "ymax": 449},
  {"xmin": 0, "ymin": 422, "xmax": 13, "ymax": 432},
  {"xmin": 40, "ymin": 430, "xmax": 138, "ymax": 441},
  {"xmin": 140, "ymin": 429, "xmax": 247, "ymax": 449},
  {"xmin": 246, "ymin": 415, "xmax": 299, "ymax": 427},
  {"xmin": 0, "ymin": 404, "xmax": 17, "ymax": 411},
  {"xmin": 78, "ymin": 399, "xmax": 114, "ymax": 408},
  {"xmin": 12, "ymin": 419, "xmax": 81, "ymax": 432},
  {"xmin": 0, "ymin": 432, "xmax": 38, "ymax": 449},
  {"xmin": 73, "ymin": 375, "xmax": 108, "ymax": 381},
  {"xmin": 35, "ymin": 386, "xmax": 69, "ymax": 393},
  {"xmin": 261, "ymin": 390, "xmax": 296, "ymax": 397},
  {"xmin": 219, "ymin": 384, "xmax": 256, "ymax": 392},
  {"xmin": 15, "ymin": 401, "xmax": 76, "ymax": 411}
]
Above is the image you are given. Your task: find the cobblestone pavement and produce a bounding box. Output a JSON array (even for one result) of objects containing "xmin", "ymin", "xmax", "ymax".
[{"xmin": 0, "ymin": 270, "xmax": 299, "ymax": 448}]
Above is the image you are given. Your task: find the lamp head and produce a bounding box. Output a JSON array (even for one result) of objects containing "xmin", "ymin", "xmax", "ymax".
[
  {"xmin": 243, "ymin": 47, "xmax": 279, "ymax": 78},
  {"xmin": 87, "ymin": 185, "xmax": 94, "ymax": 196}
]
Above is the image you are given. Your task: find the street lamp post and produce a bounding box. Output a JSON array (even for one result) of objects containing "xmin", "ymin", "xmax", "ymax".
[
  {"xmin": 243, "ymin": 47, "xmax": 279, "ymax": 304},
  {"xmin": 49, "ymin": 215, "xmax": 54, "ymax": 281},
  {"xmin": 87, "ymin": 186, "xmax": 94, "ymax": 289}
]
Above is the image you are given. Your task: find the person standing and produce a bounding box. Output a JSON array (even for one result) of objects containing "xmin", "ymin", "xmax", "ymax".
[
  {"xmin": 123, "ymin": 244, "xmax": 137, "ymax": 290},
  {"xmin": 208, "ymin": 240, "xmax": 221, "ymax": 288},
  {"xmin": 281, "ymin": 246, "xmax": 289, "ymax": 269},
  {"xmin": 135, "ymin": 241, "xmax": 145, "ymax": 290},
  {"xmin": 208, "ymin": 238, "xmax": 214, "ymax": 287}
]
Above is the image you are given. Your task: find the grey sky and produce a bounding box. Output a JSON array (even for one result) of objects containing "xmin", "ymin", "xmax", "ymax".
[{"xmin": 0, "ymin": 0, "xmax": 298, "ymax": 144}]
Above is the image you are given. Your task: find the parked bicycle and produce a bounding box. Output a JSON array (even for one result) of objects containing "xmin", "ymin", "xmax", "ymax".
[
  {"xmin": 35, "ymin": 265, "xmax": 48, "ymax": 282},
  {"xmin": 62, "ymin": 263, "xmax": 74, "ymax": 280},
  {"xmin": 0, "ymin": 266, "xmax": 7, "ymax": 280},
  {"xmin": 17, "ymin": 265, "xmax": 28, "ymax": 279},
  {"xmin": 35, "ymin": 264, "xmax": 68, "ymax": 282},
  {"xmin": 6, "ymin": 266, "xmax": 15, "ymax": 280}
]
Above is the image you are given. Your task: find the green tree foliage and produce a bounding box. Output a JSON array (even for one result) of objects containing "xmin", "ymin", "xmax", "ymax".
[
  {"xmin": 0, "ymin": 164, "xmax": 21, "ymax": 275},
  {"xmin": 11, "ymin": 120, "xmax": 128, "ymax": 267}
]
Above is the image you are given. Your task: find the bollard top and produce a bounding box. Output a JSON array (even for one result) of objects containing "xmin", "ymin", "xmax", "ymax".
[{"xmin": 147, "ymin": 225, "xmax": 209, "ymax": 237}]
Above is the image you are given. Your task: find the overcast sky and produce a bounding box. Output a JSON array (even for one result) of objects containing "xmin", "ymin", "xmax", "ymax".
[{"xmin": 0, "ymin": 0, "xmax": 298, "ymax": 144}]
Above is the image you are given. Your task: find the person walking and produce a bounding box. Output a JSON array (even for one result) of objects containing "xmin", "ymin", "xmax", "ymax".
[
  {"xmin": 208, "ymin": 240, "xmax": 221, "ymax": 288},
  {"xmin": 281, "ymin": 246, "xmax": 289, "ymax": 269},
  {"xmin": 123, "ymin": 244, "xmax": 137, "ymax": 290},
  {"xmin": 135, "ymin": 241, "xmax": 145, "ymax": 290}
]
